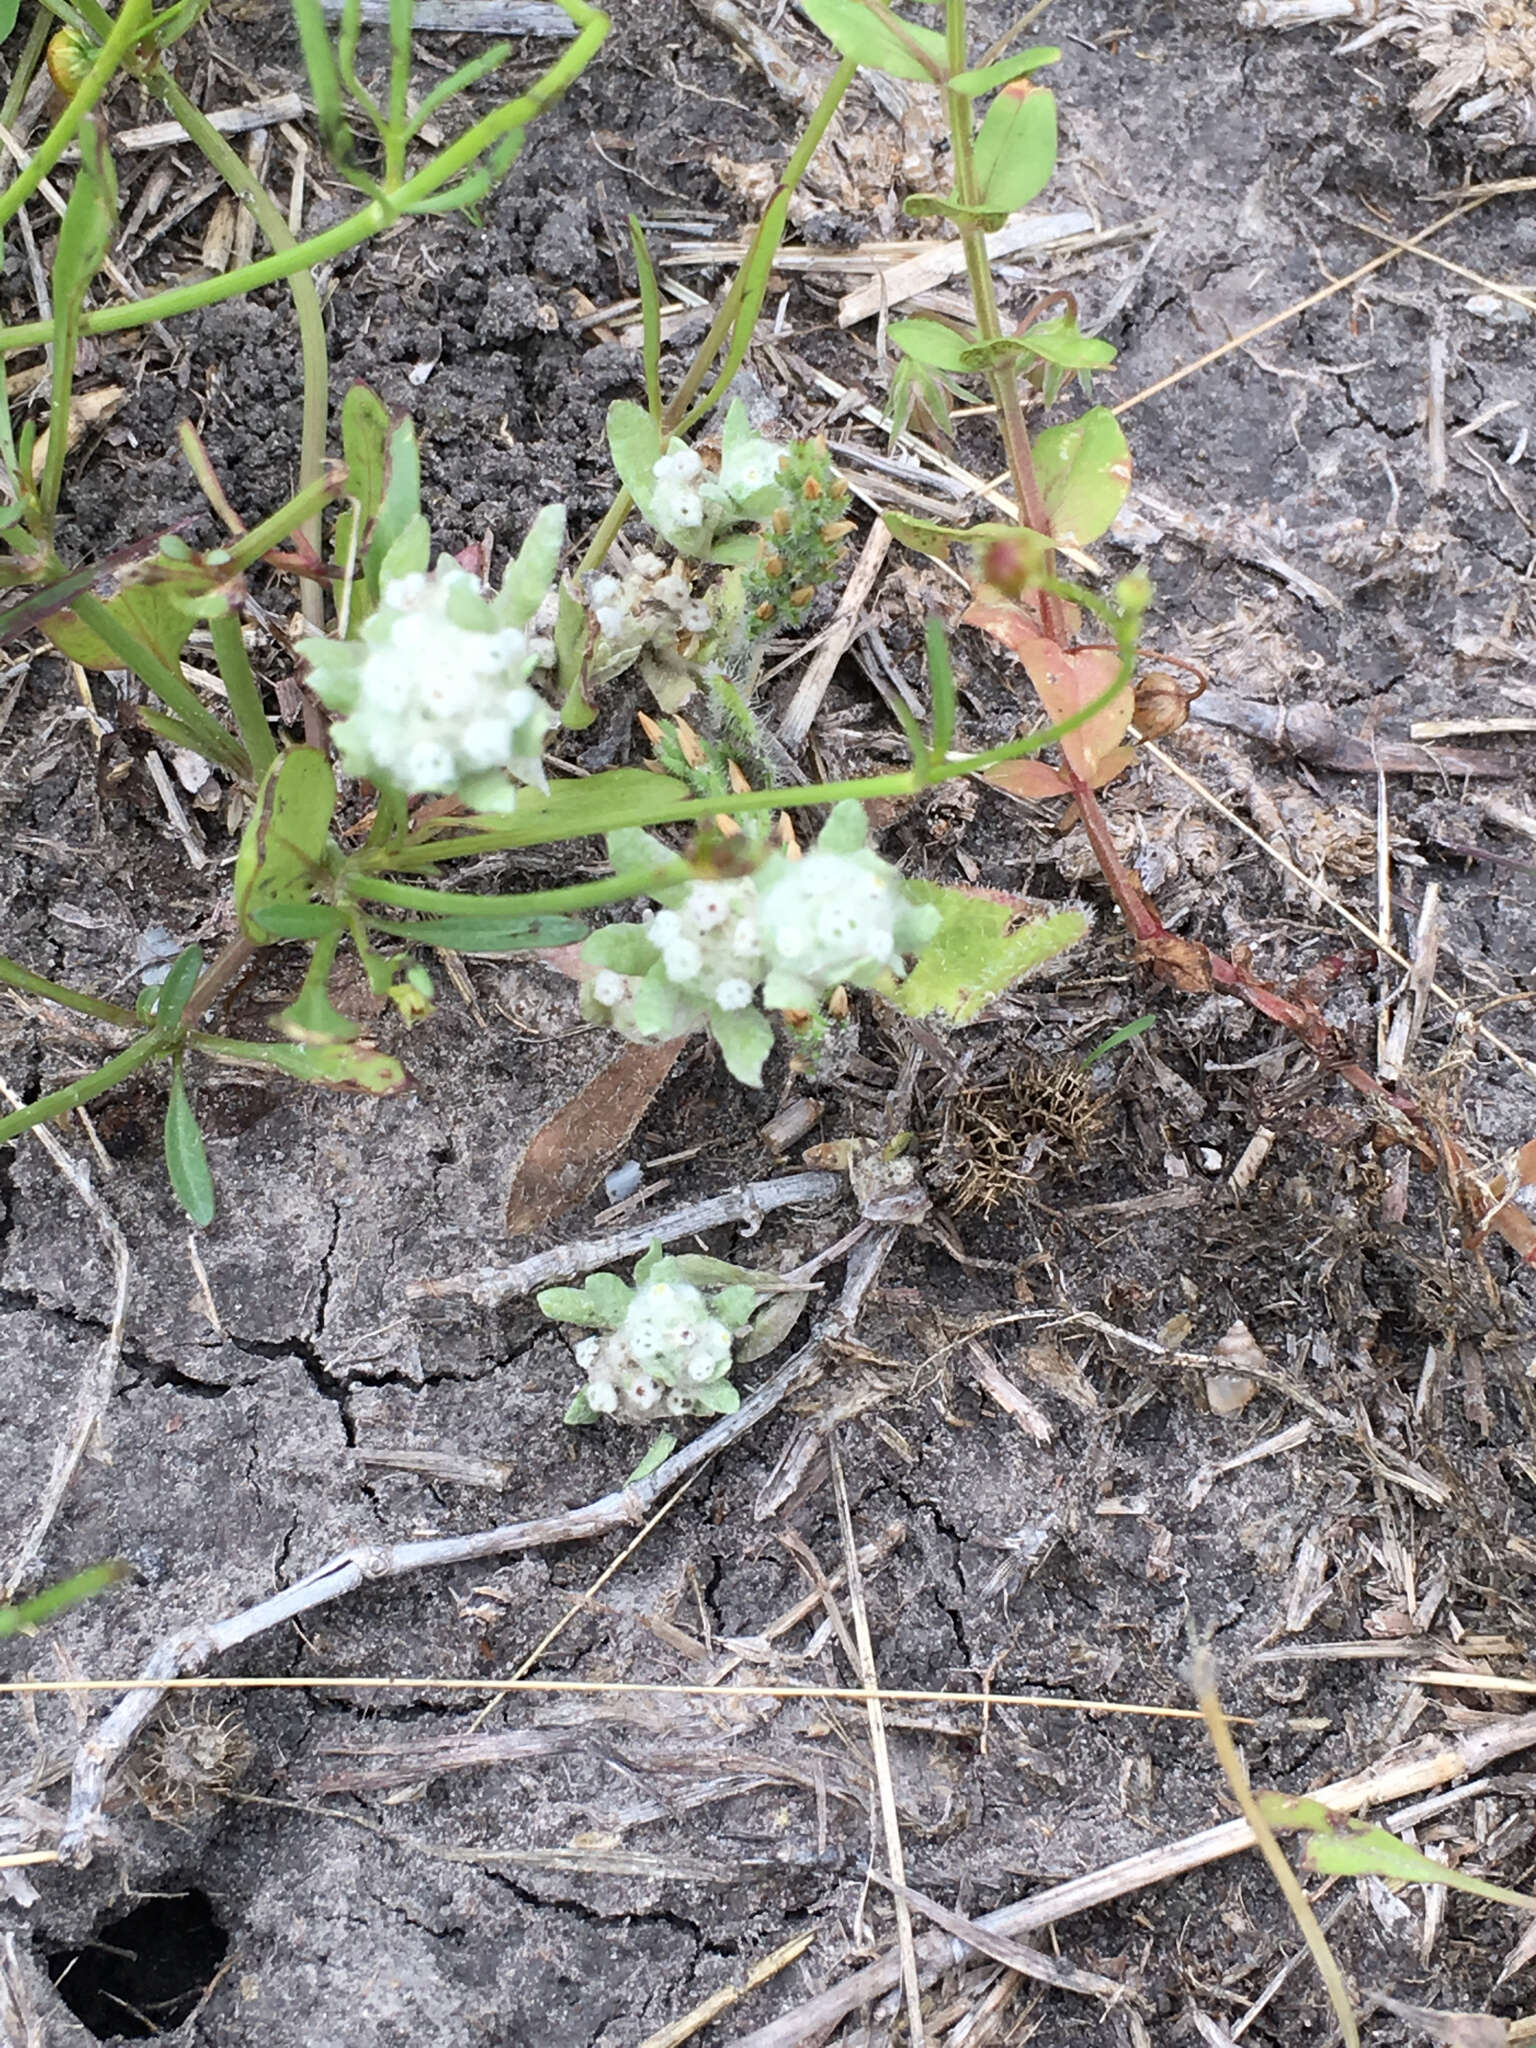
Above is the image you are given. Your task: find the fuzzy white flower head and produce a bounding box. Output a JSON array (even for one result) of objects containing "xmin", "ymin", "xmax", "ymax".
[
  {"xmin": 301, "ymin": 508, "xmax": 565, "ymax": 809},
  {"xmin": 718, "ymin": 438, "xmax": 782, "ymax": 504},
  {"xmin": 759, "ymin": 851, "xmax": 901, "ymax": 985},
  {"xmin": 645, "ymin": 879, "xmax": 765, "ymax": 1010}
]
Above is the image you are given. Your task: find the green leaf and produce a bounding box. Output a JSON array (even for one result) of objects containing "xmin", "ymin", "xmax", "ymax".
[
  {"xmin": 891, "ymin": 882, "xmax": 1089, "ymax": 1025},
  {"xmin": 205, "ymin": 1037, "xmax": 409, "ymax": 1097},
  {"xmin": 0, "ymin": 1560, "xmax": 129, "ymax": 1640},
  {"xmin": 582, "ymin": 1271, "xmax": 634, "ymax": 1325},
  {"xmin": 714, "ymin": 1283, "xmax": 758, "ymax": 1329},
  {"xmin": 973, "ymin": 80, "xmax": 1057, "ymax": 213},
  {"xmin": 883, "ymin": 512, "xmax": 1052, "ymax": 581},
  {"xmin": 385, "ymin": 914, "xmax": 586, "ymax": 954},
  {"xmin": 430, "ymin": 768, "xmax": 689, "ymax": 853},
  {"xmin": 710, "ymin": 1004, "xmax": 773, "ymax": 1087},
  {"xmin": 1016, "ymin": 312, "xmax": 1117, "ymax": 372},
  {"xmin": 1033, "ymin": 406, "xmax": 1133, "ymax": 548},
  {"xmin": 151, "ymin": 945, "xmax": 204, "ymax": 1031},
  {"xmin": 950, "ymin": 47, "xmax": 1060, "ymax": 93},
  {"xmin": 604, "ymin": 825, "xmax": 679, "ymax": 888},
  {"xmin": 582, "ymin": 924, "xmax": 659, "ymax": 976},
  {"xmin": 233, "ymin": 748, "xmax": 338, "ymax": 944},
  {"xmin": 364, "ymin": 419, "xmax": 424, "ymax": 597},
  {"xmin": 1079, "ymin": 1015, "xmax": 1156, "ymax": 1066},
  {"xmin": 1260, "ymin": 1796, "xmax": 1536, "ymax": 1915},
  {"xmin": 250, "ymin": 903, "xmax": 347, "ymax": 940},
  {"xmin": 606, "ymin": 398, "xmax": 666, "ymax": 527},
  {"xmin": 887, "ymin": 316, "xmax": 979, "ymax": 373},
  {"xmin": 631, "ymin": 967, "xmax": 682, "ymax": 1039},
  {"xmin": 538, "ymin": 1285, "xmax": 611, "ymax": 1326},
  {"xmin": 627, "ymin": 1432, "xmax": 678, "ymax": 1481},
  {"xmin": 339, "ymin": 382, "xmax": 391, "ymax": 541},
  {"xmin": 903, "ymin": 192, "xmax": 1011, "ymax": 231},
  {"xmin": 799, "ymin": 0, "xmax": 945, "ymax": 80},
  {"xmin": 925, "ymin": 617, "xmax": 956, "ymax": 760},
  {"xmin": 164, "ymin": 1059, "xmax": 215, "ymax": 1227},
  {"xmin": 0, "ymin": 0, "xmax": 24, "ymax": 40},
  {"xmin": 52, "ymin": 114, "xmax": 117, "ymax": 309},
  {"xmin": 564, "ymin": 1389, "xmax": 600, "ymax": 1426},
  {"xmin": 666, "ymin": 1255, "xmax": 762, "ymax": 1288},
  {"xmin": 44, "ymin": 573, "xmax": 196, "ymax": 675},
  {"xmin": 690, "ymin": 1379, "xmax": 741, "ymax": 1416},
  {"xmin": 634, "ymin": 1240, "xmax": 666, "ymax": 1284},
  {"xmin": 816, "ymin": 799, "xmax": 869, "ymax": 855},
  {"xmin": 500, "ymin": 503, "xmax": 565, "ymax": 627},
  {"xmin": 736, "ymin": 1288, "xmax": 810, "ymax": 1364}
]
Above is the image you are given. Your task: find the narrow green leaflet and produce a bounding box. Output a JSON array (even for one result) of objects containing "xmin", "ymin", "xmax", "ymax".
[
  {"xmin": 234, "ymin": 747, "xmax": 338, "ymax": 942},
  {"xmin": 164, "ymin": 1059, "xmax": 216, "ymax": 1226},
  {"xmin": 798, "ymin": 0, "xmax": 946, "ymax": 84},
  {"xmin": 1261, "ymin": 1795, "xmax": 1536, "ymax": 1915},
  {"xmin": 891, "ymin": 883, "xmax": 1089, "ymax": 1025},
  {"xmin": 203, "ymin": 1038, "xmax": 410, "ymax": 1095},
  {"xmin": 626, "ymin": 1433, "xmax": 678, "ymax": 1483},
  {"xmin": 363, "ymin": 419, "xmax": 426, "ymax": 597},
  {"xmin": 925, "ymin": 616, "xmax": 956, "ymax": 760},
  {"xmin": 151, "ymin": 944, "xmax": 204, "ymax": 1030},
  {"xmin": 629, "ymin": 214, "xmax": 664, "ymax": 422},
  {"xmin": 0, "ymin": 1561, "xmax": 128, "ymax": 1640},
  {"xmin": 376, "ymin": 913, "xmax": 587, "ymax": 954},
  {"xmin": 0, "ymin": 0, "xmax": 23, "ymax": 40},
  {"xmin": 1032, "ymin": 407, "xmax": 1133, "ymax": 548},
  {"xmin": 884, "ymin": 511, "xmax": 1052, "ymax": 581},
  {"xmin": 903, "ymin": 192, "xmax": 1010, "ymax": 231},
  {"xmin": 950, "ymin": 48, "xmax": 1061, "ymax": 94},
  {"xmin": 887, "ymin": 317, "xmax": 978, "ymax": 372},
  {"xmin": 336, "ymin": 381, "xmax": 391, "ymax": 577},
  {"xmin": 972, "ymin": 81, "xmax": 1057, "ymax": 214}
]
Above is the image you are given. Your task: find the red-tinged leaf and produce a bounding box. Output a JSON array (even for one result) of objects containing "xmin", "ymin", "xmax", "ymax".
[
  {"xmin": 972, "ymin": 80, "xmax": 1057, "ymax": 214},
  {"xmin": 1086, "ymin": 743, "xmax": 1138, "ymax": 789},
  {"xmin": 964, "ymin": 601, "xmax": 1134, "ymax": 786},
  {"xmin": 505, "ymin": 1038, "xmax": 683, "ymax": 1236},
  {"xmin": 985, "ymin": 756, "xmax": 1069, "ymax": 800}
]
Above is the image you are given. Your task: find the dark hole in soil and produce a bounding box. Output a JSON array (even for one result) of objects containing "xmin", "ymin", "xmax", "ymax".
[{"xmin": 42, "ymin": 1888, "xmax": 229, "ymax": 2039}]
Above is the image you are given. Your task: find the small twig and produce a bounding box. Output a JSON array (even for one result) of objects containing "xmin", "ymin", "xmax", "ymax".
[
  {"xmin": 55, "ymin": 1226, "xmax": 898, "ymax": 1866},
  {"xmin": 869, "ymin": 1871, "xmax": 1130, "ymax": 2003},
  {"xmin": 408, "ymin": 1170, "xmax": 845, "ymax": 1306},
  {"xmin": 0, "ymin": 1077, "xmax": 129, "ymax": 1601},
  {"xmin": 722, "ymin": 1714, "xmax": 1536, "ymax": 2048},
  {"xmin": 831, "ymin": 1437, "xmax": 925, "ymax": 2048},
  {"xmin": 778, "ymin": 520, "xmax": 892, "ymax": 750}
]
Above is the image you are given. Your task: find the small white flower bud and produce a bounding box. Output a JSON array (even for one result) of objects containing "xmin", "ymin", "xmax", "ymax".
[
  {"xmin": 591, "ymin": 970, "xmax": 629, "ymax": 1009},
  {"xmin": 585, "ymin": 1380, "xmax": 619, "ymax": 1414}
]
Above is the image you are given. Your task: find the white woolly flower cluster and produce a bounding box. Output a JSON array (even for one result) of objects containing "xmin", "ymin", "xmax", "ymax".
[
  {"xmin": 586, "ymin": 550, "xmax": 712, "ymax": 688},
  {"xmin": 647, "ymin": 879, "xmax": 763, "ymax": 1012},
  {"xmin": 573, "ymin": 1279, "xmax": 736, "ymax": 1423},
  {"xmin": 301, "ymin": 504, "xmax": 566, "ymax": 810},
  {"xmin": 757, "ymin": 851, "xmax": 904, "ymax": 988},
  {"xmin": 647, "ymin": 427, "xmax": 785, "ymax": 545}
]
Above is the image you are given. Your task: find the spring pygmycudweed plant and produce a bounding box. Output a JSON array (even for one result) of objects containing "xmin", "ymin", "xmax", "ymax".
[{"xmin": 0, "ymin": 0, "xmax": 1138, "ymax": 1249}]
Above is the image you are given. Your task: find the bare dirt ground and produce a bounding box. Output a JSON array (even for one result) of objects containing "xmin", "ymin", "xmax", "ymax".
[{"xmin": 2, "ymin": 1, "xmax": 1535, "ymax": 2043}]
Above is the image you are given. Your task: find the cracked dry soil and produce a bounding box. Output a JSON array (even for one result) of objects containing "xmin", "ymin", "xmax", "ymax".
[{"xmin": 3, "ymin": 1, "xmax": 1536, "ymax": 2043}]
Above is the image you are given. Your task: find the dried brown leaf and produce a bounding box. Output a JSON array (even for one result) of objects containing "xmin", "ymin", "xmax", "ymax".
[{"xmin": 505, "ymin": 1039, "xmax": 683, "ymax": 1235}]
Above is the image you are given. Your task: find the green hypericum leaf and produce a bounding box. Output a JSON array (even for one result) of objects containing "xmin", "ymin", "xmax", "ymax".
[
  {"xmin": 364, "ymin": 419, "xmax": 425, "ymax": 597},
  {"xmin": 883, "ymin": 512, "xmax": 1052, "ymax": 582},
  {"xmin": 44, "ymin": 573, "xmax": 196, "ymax": 675},
  {"xmin": 250, "ymin": 903, "xmax": 347, "ymax": 940},
  {"xmin": 208, "ymin": 1039, "xmax": 409, "ymax": 1096},
  {"xmin": 903, "ymin": 192, "xmax": 1010, "ymax": 230},
  {"xmin": 234, "ymin": 748, "xmax": 338, "ymax": 943},
  {"xmin": 627, "ymin": 1432, "xmax": 678, "ymax": 1482},
  {"xmin": 925, "ymin": 617, "xmax": 956, "ymax": 760},
  {"xmin": 1032, "ymin": 406, "xmax": 1133, "ymax": 548},
  {"xmin": 538, "ymin": 1285, "xmax": 614, "ymax": 1327},
  {"xmin": 383, "ymin": 913, "xmax": 586, "ymax": 954},
  {"xmin": 339, "ymin": 382, "xmax": 391, "ymax": 544},
  {"xmin": 164, "ymin": 1059, "xmax": 215, "ymax": 1227},
  {"xmin": 891, "ymin": 883, "xmax": 1089, "ymax": 1025},
  {"xmin": 1018, "ymin": 312, "xmax": 1117, "ymax": 372},
  {"xmin": 887, "ymin": 317, "xmax": 979, "ymax": 373},
  {"xmin": 799, "ymin": 0, "xmax": 945, "ymax": 80},
  {"xmin": 949, "ymin": 47, "xmax": 1061, "ymax": 94},
  {"xmin": 972, "ymin": 80, "xmax": 1057, "ymax": 214},
  {"xmin": 0, "ymin": 1560, "xmax": 129, "ymax": 1640},
  {"xmin": 1260, "ymin": 1795, "xmax": 1536, "ymax": 1915},
  {"xmin": 151, "ymin": 945, "xmax": 204, "ymax": 1031},
  {"xmin": 0, "ymin": 0, "xmax": 24, "ymax": 40}
]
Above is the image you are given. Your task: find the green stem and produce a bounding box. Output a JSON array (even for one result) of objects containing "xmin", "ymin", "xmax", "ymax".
[
  {"xmin": 943, "ymin": 0, "xmax": 1063, "ymax": 640},
  {"xmin": 150, "ymin": 71, "xmax": 330, "ymax": 627},
  {"xmin": 0, "ymin": 0, "xmax": 153, "ymax": 242},
  {"xmin": 347, "ymin": 860, "xmax": 693, "ymax": 920},
  {"xmin": 0, "ymin": 954, "xmax": 138, "ymax": 1027},
  {"xmin": 0, "ymin": 1028, "xmax": 166, "ymax": 1145},
  {"xmin": 0, "ymin": 4, "xmax": 606, "ymax": 355}
]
